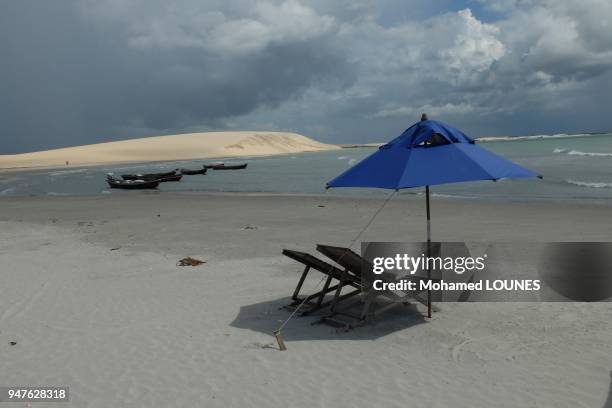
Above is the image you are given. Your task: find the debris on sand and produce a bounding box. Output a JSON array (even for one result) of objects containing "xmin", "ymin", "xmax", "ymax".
[
  {"xmin": 177, "ymin": 257, "xmax": 206, "ymax": 267},
  {"xmin": 9, "ymin": 341, "xmax": 17, "ymax": 346},
  {"xmin": 110, "ymin": 247, "xmax": 121, "ymax": 251},
  {"xmin": 243, "ymin": 224, "xmax": 258, "ymax": 230}
]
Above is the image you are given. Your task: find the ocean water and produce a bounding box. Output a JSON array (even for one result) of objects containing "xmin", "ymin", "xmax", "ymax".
[{"xmin": 1, "ymin": 133, "xmax": 612, "ymax": 202}]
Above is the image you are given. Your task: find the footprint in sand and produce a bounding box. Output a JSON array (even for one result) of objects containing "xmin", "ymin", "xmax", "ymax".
[{"xmin": 451, "ymin": 338, "xmax": 472, "ymax": 362}]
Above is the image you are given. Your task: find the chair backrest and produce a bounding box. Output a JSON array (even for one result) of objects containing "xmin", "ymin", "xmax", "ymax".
[
  {"xmin": 318, "ymin": 244, "xmax": 421, "ymax": 301},
  {"xmin": 316, "ymin": 244, "xmax": 371, "ymax": 277},
  {"xmin": 282, "ymin": 249, "xmax": 340, "ymax": 274}
]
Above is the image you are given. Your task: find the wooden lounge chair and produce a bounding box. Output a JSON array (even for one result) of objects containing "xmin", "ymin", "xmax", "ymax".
[
  {"xmin": 315, "ymin": 244, "xmax": 435, "ymax": 326},
  {"xmin": 282, "ymin": 249, "xmax": 362, "ymax": 315}
]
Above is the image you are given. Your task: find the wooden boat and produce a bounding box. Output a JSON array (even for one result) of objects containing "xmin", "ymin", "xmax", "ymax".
[
  {"xmin": 121, "ymin": 170, "xmax": 177, "ymax": 181},
  {"xmin": 106, "ymin": 175, "xmax": 159, "ymax": 189},
  {"xmin": 121, "ymin": 171, "xmax": 182, "ymax": 182},
  {"xmin": 206, "ymin": 163, "xmax": 248, "ymax": 170},
  {"xmin": 153, "ymin": 174, "xmax": 182, "ymax": 182},
  {"xmin": 179, "ymin": 167, "xmax": 208, "ymax": 175}
]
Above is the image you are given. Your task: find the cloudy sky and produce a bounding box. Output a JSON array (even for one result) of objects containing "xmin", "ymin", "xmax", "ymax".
[{"xmin": 2, "ymin": 0, "xmax": 612, "ymax": 153}]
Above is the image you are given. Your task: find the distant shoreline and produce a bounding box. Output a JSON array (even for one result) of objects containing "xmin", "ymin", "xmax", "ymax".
[
  {"xmin": 340, "ymin": 143, "xmax": 383, "ymax": 148},
  {"xmin": 4, "ymin": 131, "xmax": 610, "ymax": 172},
  {"xmin": 476, "ymin": 131, "xmax": 612, "ymax": 142},
  {"xmin": 0, "ymin": 131, "xmax": 340, "ymax": 172},
  {"xmin": 340, "ymin": 131, "xmax": 612, "ymax": 147},
  {"xmin": 0, "ymin": 150, "xmax": 330, "ymax": 175}
]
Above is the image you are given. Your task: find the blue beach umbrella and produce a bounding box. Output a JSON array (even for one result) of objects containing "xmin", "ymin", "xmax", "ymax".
[{"xmin": 327, "ymin": 116, "xmax": 541, "ymax": 317}]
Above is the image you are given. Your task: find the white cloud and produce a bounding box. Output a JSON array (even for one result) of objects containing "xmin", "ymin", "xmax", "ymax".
[
  {"xmin": 497, "ymin": 3, "xmax": 612, "ymax": 82},
  {"xmin": 437, "ymin": 9, "xmax": 505, "ymax": 74},
  {"xmin": 229, "ymin": 1, "xmax": 612, "ymax": 139},
  {"xmin": 71, "ymin": 0, "xmax": 612, "ymax": 120},
  {"xmin": 81, "ymin": 0, "xmax": 335, "ymax": 55},
  {"xmin": 206, "ymin": 1, "xmax": 335, "ymax": 54}
]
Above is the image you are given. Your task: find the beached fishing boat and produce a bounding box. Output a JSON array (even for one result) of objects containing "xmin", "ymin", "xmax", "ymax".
[
  {"xmin": 180, "ymin": 167, "xmax": 208, "ymax": 175},
  {"xmin": 121, "ymin": 170, "xmax": 181, "ymax": 182},
  {"xmin": 106, "ymin": 175, "xmax": 159, "ymax": 189},
  {"xmin": 206, "ymin": 163, "xmax": 248, "ymax": 170}
]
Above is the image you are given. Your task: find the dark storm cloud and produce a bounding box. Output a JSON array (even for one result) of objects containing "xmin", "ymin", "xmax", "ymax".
[
  {"xmin": 0, "ymin": 0, "xmax": 353, "ymax": 153},
  {"xmin": 1, "ymin": 0, "xmax": 612, "ymax": 153}
]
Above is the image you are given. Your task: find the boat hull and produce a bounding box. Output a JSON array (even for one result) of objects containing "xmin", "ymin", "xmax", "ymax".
[
  {"xmin": 107, "ymin": 179, "xmax": 160, "ymax": 189},
  {"xmin": 206, "ymin": 163, "xmax": 248, "ymax": 170},
  {"xmin": 180, "ymin": 168, "xmax": 208, "ymax": 175}
]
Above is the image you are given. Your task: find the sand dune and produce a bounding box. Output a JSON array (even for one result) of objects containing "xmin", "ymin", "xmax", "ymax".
[{"xmin": 0, "ymin": 131, "xmax": 340, "ymax": 170}]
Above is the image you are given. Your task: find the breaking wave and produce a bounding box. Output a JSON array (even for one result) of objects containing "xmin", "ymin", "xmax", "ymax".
[
  {"xmin": 566, "ymin": 150, "xmax": 612, "ymax": 157},
  {"xmin": 565, "ymin": 179, "xmax": 612, "ymax": 188},
  {"xmin": 0, "ymin": 187, "xmax": 16, "ymax": 195},
  {"xmin": 478, "ymin": 133, "xmax": 594, "ymax": 142}
]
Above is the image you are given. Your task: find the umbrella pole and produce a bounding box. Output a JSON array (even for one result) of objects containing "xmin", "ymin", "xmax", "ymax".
[{"xmin": 426, "ymin": 185, "xmax": 432, "ymax": 318}]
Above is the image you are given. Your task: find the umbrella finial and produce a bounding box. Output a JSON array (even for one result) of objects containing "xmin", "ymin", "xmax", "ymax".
[{"xmin": 421, "ymin": 113, "xmax": 428, "ymax": 121}]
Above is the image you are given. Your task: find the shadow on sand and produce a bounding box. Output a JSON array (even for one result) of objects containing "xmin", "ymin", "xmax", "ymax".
[
  {"xmin": 230, "ymin": 296, "xmax": 427, "ymax": 341},
  {"xmin": 603, "ymin": 371, "xmax": 612, "ymax": 408}
]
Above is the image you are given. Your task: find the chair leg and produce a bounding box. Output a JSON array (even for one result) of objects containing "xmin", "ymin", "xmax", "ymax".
[
  {"xmin": 292, "ymin": 265, "xmax": 310, "ymax": 301},
  {"xmin": 360, "ymin": 294, "xmax": 373, "ymax": 320},
  {"xmin": 299, "ymin": 288, "xmax": 331, "ymax": 316},
  {"xmin": 315, "ymin": 275, "xmax": 333, "ymax": 309},
  {"xmin": 329, "ymin": 268, "xmax": 349, "ymax": 313}
]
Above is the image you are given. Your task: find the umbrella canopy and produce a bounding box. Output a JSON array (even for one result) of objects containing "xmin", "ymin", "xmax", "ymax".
[
  {"xmin": 327, "ymin": 119, "xmax": 539, "ymax": 189},
  {"xmin": 326, "ymin": 117, "xmax": 540, "ymax": 319}
]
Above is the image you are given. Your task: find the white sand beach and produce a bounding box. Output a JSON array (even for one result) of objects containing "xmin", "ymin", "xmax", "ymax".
[
  {"xmin": 1, "ymin": 193, "xmax": 611, "ymax": 408},
  {"xmin": 0, "ymin": 132, "xmax": 340, "ymax": 170}
]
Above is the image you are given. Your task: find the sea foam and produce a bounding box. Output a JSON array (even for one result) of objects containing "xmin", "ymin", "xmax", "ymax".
[
  {"xmin": 566, "ymin": 179, "xmax": 612, "ymax": 188},
  {"xmin": 478, "ymin": 133, "xmax": 592, "ymax": 142},
  {"xmin": 0, "ymin": 187, "xmax": 16, "ymax": 195},
  {"xmin": 567, "ymin": 150, "xmax": 612, "ymax": 158}
]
